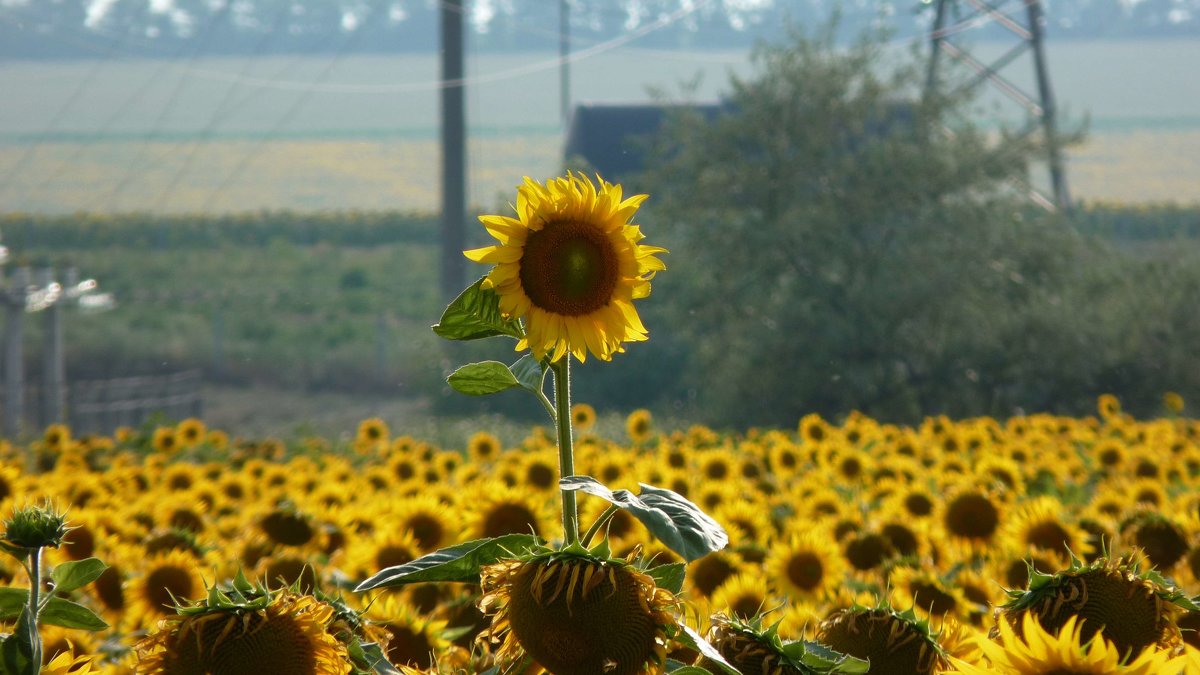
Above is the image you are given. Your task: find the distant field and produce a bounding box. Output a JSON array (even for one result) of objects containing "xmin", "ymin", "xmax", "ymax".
[
  {"xmin": 0, "ymin": 134, "xmax": 564, "ymax": 213},
  {"xmin": 1, "ymin": 128, "xmax": 1198, "ymax": 212},
  {"xmin": 2, "ymin": 41, "xmax": 1200, "ymax": 212}
]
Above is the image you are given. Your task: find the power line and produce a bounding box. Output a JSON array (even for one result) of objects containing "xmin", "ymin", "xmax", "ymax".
[{"xmin": 99, "ymin": 2, "xmax": 236, "ymax": 211}]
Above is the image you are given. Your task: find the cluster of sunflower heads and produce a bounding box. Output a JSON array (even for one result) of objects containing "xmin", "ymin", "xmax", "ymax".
[{"xmin": 137, "ymin": 570, "xmax": 395, "ymax": 675}]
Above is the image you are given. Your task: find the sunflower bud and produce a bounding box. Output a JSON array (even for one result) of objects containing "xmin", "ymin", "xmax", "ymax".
[{"xmin": 4, "ymin": 502, "xmax": 71, "ymax": 551}]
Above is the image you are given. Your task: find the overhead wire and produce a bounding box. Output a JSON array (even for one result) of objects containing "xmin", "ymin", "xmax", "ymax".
[
  {"xmin": 0, "ymin": 9, "xmax": 133, "ymax": 207},
  {"xmin": 203, "ymin": 22, "xmax": 370, "ymax": 208},
  {"xmin": 149, "ymin": 1, "xmax": 297, "ymax": 212},
  {"xmin": 98, "ymin": 1, "xmax": 236, "ymax": 211}
]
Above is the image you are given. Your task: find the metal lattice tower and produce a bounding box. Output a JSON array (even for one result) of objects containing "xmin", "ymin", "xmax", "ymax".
[{"xmin": 926, "ymin": 0, "xmax": 1071, "ymax": 212}]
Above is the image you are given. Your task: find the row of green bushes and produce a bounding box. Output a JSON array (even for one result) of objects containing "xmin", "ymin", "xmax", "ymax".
[
  {"xmin": 3, "ymin": 202, "xmax": 1196, "ymax": 255},
  {"xmin": 0, "ymin": 210, "xmax": 440, "ymax": 252}
]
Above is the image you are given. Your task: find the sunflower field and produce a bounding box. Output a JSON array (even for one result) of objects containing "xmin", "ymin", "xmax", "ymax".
[{"xmin": 0, "ymin": 394, "xmax": 1197, "ymax": 673}]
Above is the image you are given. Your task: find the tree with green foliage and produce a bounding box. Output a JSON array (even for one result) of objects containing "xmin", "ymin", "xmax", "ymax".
[{"xmin": 640, "ymin": 24, "xmax": 1099, "ymax": 425}]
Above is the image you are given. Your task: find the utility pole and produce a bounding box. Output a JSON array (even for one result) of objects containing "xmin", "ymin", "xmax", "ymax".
[
  {"xmin": 560, "ymin": 0, "xmax": 571, "ymax": 125},
  {"xmin": 440, "ymin": 0, "xmax": 467, "ymax": 300},
  {"xmin": 925, "ymin": 0, "xmax": 1071, "ymax": 212}
]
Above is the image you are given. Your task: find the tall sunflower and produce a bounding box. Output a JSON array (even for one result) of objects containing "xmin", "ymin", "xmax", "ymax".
[{"xmin": 464, "ymin": 173, "xmax": 667, "ymax": 362}]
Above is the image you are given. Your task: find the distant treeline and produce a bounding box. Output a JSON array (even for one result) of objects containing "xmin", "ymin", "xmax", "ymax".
[{"xmin": 1072, "ymin": 202, "xmax": 1200, "ymax": 240}]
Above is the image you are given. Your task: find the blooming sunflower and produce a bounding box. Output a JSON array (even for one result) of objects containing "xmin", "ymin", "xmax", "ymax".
[
  {"xmin": 572, "ymin": 403, "xmax": 598, "ymax": 431},
  {"xmin": 175, "ymin": 417, "xmax": 207, "ymax": 449},
  {"xmin": 464, "ymin": 172, "xmax": 667, "ymax": 362},
  {"xmin": 766, "ymin": 529, "xmax": 846, "ymax": 602},
  {"xmin": 949, "ymin": 612, "xmax": 1185, "ymax": 674},
  {"xmin": 626, "ymin": 408, "xmax": 655, "ymax": 443},
  {"xmin": 478, "ymin": 548, "xmax": 678, "ymax": 675}
]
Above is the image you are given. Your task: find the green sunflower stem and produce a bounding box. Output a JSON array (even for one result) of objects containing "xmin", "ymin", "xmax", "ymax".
[
  {"xmin": 27, "ymin": 546, "xmax": 43, "ymax": 671},
  {"xmin": 551, "ymin": 357, "xmax": 580, "ymax": 546},
  {"xmin": 581, "ymin": 504, "xmax": 621, "ymax": 548}
]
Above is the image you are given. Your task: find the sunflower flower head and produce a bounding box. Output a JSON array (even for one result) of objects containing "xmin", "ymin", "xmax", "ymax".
[
  {"xmin": 465, "ymin": 172, "xmax": 667, "ymax": 363},
  {"xmin": 478, "ymin": 547, "xmax": 678, "ymax": 675},
  {"xmin": 997, "ymin": 554, "xmax": 1191, "ymax": 659},
  {"xmin": 136, "ymin": 572, "xmax": 362, "ymax": 675}
]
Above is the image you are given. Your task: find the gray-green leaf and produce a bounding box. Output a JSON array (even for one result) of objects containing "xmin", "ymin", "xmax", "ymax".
[
  {"xmin": 509, "ymin": 354, "xmax": 547, "ymax": 394},
  {"xmin": 559, "ymin": 477, "xmax": 729, "ymax": 562},
  {"xmin": 355, "ymin": 534, "xmax": 542, "ymax": 591},
  {"xmin": 433, "ymin": 277, "xmax": 523, "ymax": 341},
  {"xmin": 50, "ymin": 558, "xmax": 107, "ymax": 595},
  {"xmin": 447, "ymin": 361, "xmax": 522, "ymax": 396},
  {"xmin": 647, "ymin": 563, "xmax": 686, "ymax": 595},
  {"xmin": 39, "ymin": 597, "xmax": 108, "ymax": 631},
  {"xmin": 673, "ymin": 624, "xmax": 740, "ymax": 675},
  {"xmin": 0, "ymin": 587, "xmax": 28, "ymax": 622}
]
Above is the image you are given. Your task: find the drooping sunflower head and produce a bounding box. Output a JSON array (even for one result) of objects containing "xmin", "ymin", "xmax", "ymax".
[
  {"xmin": 997, "ymin": 555, "xmax": 1190, "ymax": 659},
  {"xmin": 465, "ymin": 172, "xmax": 666, "ymax": 362},
  {"xmin": 136, "ymin": 580, "xmax": 352, "ymax": 675},
  {"xmin": 478, "ymin": 548, "xmax": 678, "ymax": 675},
  {"xmin": 817, "ymin": 602, "xmax": 946, "ymax": 675},
  {"xmin": 702, "ymin": 612, "xmax": 866, "ymax": 675},
  {"xmin": 1118, "ymin": 509, "xmax": 1191, "ymax": 573}
]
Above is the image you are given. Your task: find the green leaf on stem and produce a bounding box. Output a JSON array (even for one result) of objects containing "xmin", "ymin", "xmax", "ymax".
[
  {"xmin": 509, "ymin": 354, "xmax": 547, "ymax": 394},
  {"xmin": 433, "ymin": 277, "xmax": 523, "ymax": 341},
  {"xmin": 0, "ymin": 587, "xmax": 28, "ymax": 621},
  {"xmin": 39, "ymin": 597, "xmax": 108, "ymax": 631},
  {"xmin": 672, "ymin": 624, "xmax": 740, "ymax": 675},
  {"xmin": 780, "ymin": 640, "xmax": 871, "ymax": 673},
  {"xmin": 50, "ymin": 557, "xmax": 107, "ymax": 595},
  {"xmin": 646, "ymin": 563, "xmax": 686, "ymax": 595},
  {"xmin": 1, "ymin": 608, "xmax": 35, "ymax": 675},
  {"xmin": 559, "ymin": 477, "xmax": 729, "ymax": 562},
  {"xmin": 447, "ymin": 362, "xmax": 522, "ymax": 396},
  {"xmin": 355, "ymin": 534, "xmax": 543, "ymax": 591}
]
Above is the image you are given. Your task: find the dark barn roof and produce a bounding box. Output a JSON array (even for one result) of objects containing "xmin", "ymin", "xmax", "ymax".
[{"xmin": 563, "ymin": 102, "xmax": 725, "ymax": 184}]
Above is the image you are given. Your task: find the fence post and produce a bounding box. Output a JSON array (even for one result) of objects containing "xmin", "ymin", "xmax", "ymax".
[
  {"xmin": 40, "ymin": 267, "xmax": 65, "ymax": 427},
  {"xmin": 3, "ymin": 266, "xmax": 29, "ymax": 441}
]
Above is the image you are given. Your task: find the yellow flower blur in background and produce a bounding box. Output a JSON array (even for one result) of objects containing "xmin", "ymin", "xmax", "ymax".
[{"xmin": 465, "ymin": 173, "xmax": 666, "ymax": 363}]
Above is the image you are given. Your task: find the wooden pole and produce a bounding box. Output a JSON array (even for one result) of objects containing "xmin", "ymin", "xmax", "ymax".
[
  {"xmin": 440, "ymin": 0, "xmax": 467, "ymax": 301},
  {"xmin": 560, "ymin": 0, "xmax": 570, "ymax": 125}
]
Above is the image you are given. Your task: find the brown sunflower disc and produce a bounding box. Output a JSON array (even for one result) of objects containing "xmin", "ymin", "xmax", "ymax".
[
  {"xmin": 1024, "ymin": 567, "xmax": 1167, "ymax": 657},
  {"xmin": 819, "ymin": 608, "xmax": 942, "ymax": 675},
  {"xmin": 507, "ymin": 560, "xmax": 662, "ymax": 675}
]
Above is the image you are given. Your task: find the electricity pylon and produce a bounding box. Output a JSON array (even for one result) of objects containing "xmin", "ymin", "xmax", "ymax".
[{"xmin": 926, "ymin": 0, "xmax": 1072, "ymax": 212}]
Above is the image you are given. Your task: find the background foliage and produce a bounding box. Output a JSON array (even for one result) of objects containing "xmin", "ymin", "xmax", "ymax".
[{"xmin": 3, "ymin": 27, "xmax": 1200, "ymax": 427}]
